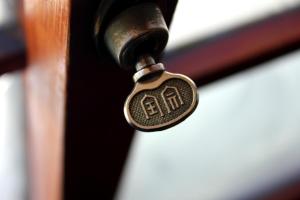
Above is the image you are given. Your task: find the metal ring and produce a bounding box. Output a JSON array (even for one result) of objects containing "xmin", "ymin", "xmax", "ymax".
[{"xmin": 133, "ymin": 63, "xmax": 165, "ymax": 82}]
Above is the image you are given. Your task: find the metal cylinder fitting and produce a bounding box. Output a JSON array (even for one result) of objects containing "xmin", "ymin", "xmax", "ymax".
[{"xmin": 104, "ymin": 2, "xmax": 169, "ymax": 70}]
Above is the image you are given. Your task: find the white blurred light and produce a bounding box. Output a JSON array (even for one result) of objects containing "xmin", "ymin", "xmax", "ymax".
[
  {"xmin": 167, "ymin": 0, "xmax": 300, "ymax": 50},
  {"xmin": 0, "ymin": 1, "xmax": 10, "ymax": 26},
  {"xmin": 0, "ymin": 75, "xmax": 12, "ymax": 151},
  {"xmin": 0, "ymin": 73, "xmax": 26, "ymax": 200},
  {"xmin": 117, "ymin": 0, "xmax": 300, "ymax": 196},
  {"xmin": 117, "ymin": 49, "xmax": 300, "ymax": 200}
]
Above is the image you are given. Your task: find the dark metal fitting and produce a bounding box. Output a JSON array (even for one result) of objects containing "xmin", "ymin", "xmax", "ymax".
[
  {"xmin": 135, "ymin": 54, "xmax": 156, "ymax": 71},
  {"xmin": 104, "ymin": 2, "xmax": 169, "ymax": 70}
]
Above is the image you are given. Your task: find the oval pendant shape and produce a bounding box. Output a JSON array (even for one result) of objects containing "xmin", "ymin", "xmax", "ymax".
[{"xmin": 124, "ymin": 71, "xmax": 198, "ymax": 132}]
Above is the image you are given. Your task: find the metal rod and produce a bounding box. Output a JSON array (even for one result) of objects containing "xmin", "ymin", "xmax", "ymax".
[{"xmin": 135, "ymin": 54, "xmax": 156, "ymax": 71}]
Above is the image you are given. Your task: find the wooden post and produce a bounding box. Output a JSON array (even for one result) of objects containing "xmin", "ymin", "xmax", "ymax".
[
  {"xmin": 23, "ymin": 0, "xmax": 70, "ymax": 199},
  {"xmin": 22, "ymin": 0, "xmax": 178, "ymax": 199},
  {"xmin": 22, "ymin": 0, "xmax": 134, "ymax": 199}
]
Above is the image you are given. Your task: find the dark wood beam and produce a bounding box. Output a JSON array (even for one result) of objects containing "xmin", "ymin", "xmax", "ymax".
[
  {"xmin": 164, "ymin": 6, "xmax": 300, "ymax": 86},
  {"xmin": 0, "ymin": 26, "xmax": 25, "ymax": 75},
  {"xmin": 22, "ymin": 1, "xmax": 177, "ymax": 200},
  {"xmin": 64, "ymin": 1, "xmax": 177, "ymax": 199},
  {"xmin": 3, "ymin": 5, "xmax": 300, "ymax": 84}
]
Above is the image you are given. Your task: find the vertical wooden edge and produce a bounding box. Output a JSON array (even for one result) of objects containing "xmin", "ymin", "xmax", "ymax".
[
  {"xmin": 22, "ymin": 0, "xmax": 70, "ymax": 199},
  {"xmin": 63, "ymin": 0, "xmax": 135, "ymax": 199},
  {"xmin": 63, "ymin": 0, "xmax": 177, "ymax": 199},
  {"xmin": 21, "ymin": 0, "xmax": 177, "ymax": 199}
]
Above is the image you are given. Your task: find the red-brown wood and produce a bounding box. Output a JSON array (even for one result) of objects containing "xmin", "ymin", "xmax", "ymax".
[
  {"xmin": 22, "ymin": 0, "xmax": 70, "ymax": 199},
  {"xmin": 21, "ymin": 0, "xmax": 177, "ymax": 200}
]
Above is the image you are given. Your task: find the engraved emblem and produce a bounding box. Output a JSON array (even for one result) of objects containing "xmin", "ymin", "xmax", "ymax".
[
  {"xmin": 161, "ymin": 86, "xmax": 184, "ymax": 113},
  {"xmin": 141, "ymin": 95, "xmax": 164, "ymax": 119},
  {"xmin": 124, "ymin": 71, "xmax": 198, "ymax": 132}
]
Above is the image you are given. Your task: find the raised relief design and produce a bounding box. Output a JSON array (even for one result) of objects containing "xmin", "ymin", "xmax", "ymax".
[
  {"xmin": 161, "ymin": 86, "xmax": 184, "ymax": 113},
  {"xmin": 127, "ymin": 76, "xmax": 198, "ymax": 131},
  {"xmin": 141, "ymin": 95, "xmax": 164, "ymax": 119}
]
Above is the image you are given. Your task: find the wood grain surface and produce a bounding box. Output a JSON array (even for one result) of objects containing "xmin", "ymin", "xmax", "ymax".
[
  {"xmin": 22, "ymin": 0, "xmax": 70, "ymax": 199},
  {"xmin": 21, "ymin": 0, "xmax": 177, "ymax": 199}
]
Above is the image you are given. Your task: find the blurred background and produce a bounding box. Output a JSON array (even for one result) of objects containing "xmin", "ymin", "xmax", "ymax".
[
  {"xmin": 0, "ymin": 0, "xmax": 26, "ymax": 200},
  {"xmin": 1, "ymin": 0, "xmax": 300, "ymax": 199}
]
